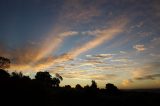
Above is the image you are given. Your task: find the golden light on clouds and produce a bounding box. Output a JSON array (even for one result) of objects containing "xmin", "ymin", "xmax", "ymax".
[{"xmin": 1, "ymin": 0, "xmax": 160, "ymax": 89}]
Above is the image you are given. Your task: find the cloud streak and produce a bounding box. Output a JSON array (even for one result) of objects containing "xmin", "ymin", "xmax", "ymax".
[
  {"xmin": 42, "ymin": 18, "xmax": 129, "ymax": 70},
  {"xmin": 133, "ymin": 44, "xmax": 146, "ymax": 52},
  {"xmin": 135, "ymin": 74, "xmax": 160, "ymax": 80},
  {"xmin": 67, "ymin": 18, "xmax": 128, "ymax": 58},
  {"xmin": 31, "ymin": 31, "xmax": 78, "ymax": 64}
]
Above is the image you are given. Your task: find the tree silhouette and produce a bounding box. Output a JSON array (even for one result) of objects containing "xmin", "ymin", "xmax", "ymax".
[
  {"xmin": 84, "ymin": 85, "xmax": 90, "ymax": 89},
  {"xmin": 0, "ymin": 56, "xmax": 10, "ymax": 69},
  {"xmin": 90, "ymin": 80, "xmax": 97, "ymax": 89},
  {"xmin": 35, "ymin": 71, "xmax": 52, "ymax": 87},
  {"xmin": 52, "ymin": 77, "xmax": 60, "ymax": 87},
  {"xmin": 64, "ymin": 85, "xmax": 71, "ymax": 89},
  {"xmin": 35, "ymin": 71, "xmax": 52, "ymax": 81},
  {"xmin": 75, "ymin": 84, "xmax": 83, "ymax": 89},
  {"xmin": 52, "ymin": 73, "xmax": 63, "ymax": 87},
  {"xmin": 105, "ymin": 83, "xmax": 119, "ymax": 93},
  {"xmin": 0, "ymin": 69, "xmax": 10, "ymax": 79},
  {"xmin": 11, "ymin": 72, "xmax": 23, "ymax": 80}
]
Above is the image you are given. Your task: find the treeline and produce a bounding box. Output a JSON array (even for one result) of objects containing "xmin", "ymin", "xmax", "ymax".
[
  {"xmin": 0, "ymin": 56, "xmax": 119, "ymax": 91},
  {"xmin": 0, "ymin": 69, "xmax": 121, "ymax": 106},
  {"xmin": 0, "ymin": 68, "xmax": 118, "ymax": 89},
  {"xmin": 0, "ymin": 56, "xmax": 159, "ymax": 106}
]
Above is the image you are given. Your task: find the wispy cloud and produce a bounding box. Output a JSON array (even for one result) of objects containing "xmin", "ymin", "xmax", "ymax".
[
  {"xmin": 1, "ymin": 30, "xmax": 79, "ymax": 72},
  {"xmin": 120, "ymin": 51, "xmax": 127, "ymax": 54},
  {"xmin": 88, "ymin": 74, "xmax": 117, "ymax": 80},
  {"xmin": 15, "ymin": 17, "xmax": 129, "ymax": 73},
  {"xmin": 135, "ymin": 74, "xmax": 160, "ymax": 80},
  {"xmin": 150, "ymin": 53, "xmax": 160, "ymax": 58},
  {"xmin": 86, "ymin": 54, "xmax": 114, "ymax": 60},
  {"xmin": 32, "ymin": 31, "xmax": 79, "ymax": 64},
  {"xmin": 150, "ymin": 37, "xmax": 160, "ymax": 48},
  {"xmin": 82, "ymin": 30, "xmax": 102, "ymax": 36},
  {"xmin": 40, "ymin": 17, "xmax": 129, "ymax": 70},
  {"xmin": 61, "ymin": 72, "xmax": 117, "ymax": 81},
  {"xmin": 133, "ymin": 44, "xmax": 146, "ymax": 52},
  {"xmin": 132, "ymin": 62, "xmax": 160, "ymax": 80},
  {"xmin": 111, "ymin": 58, "xmax": 131, "ymax": 63},
  {"xmin": 66, "ymin": 18, "xmax": 128, "ymax": 58}
]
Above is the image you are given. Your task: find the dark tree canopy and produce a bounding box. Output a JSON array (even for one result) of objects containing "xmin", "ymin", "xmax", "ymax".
[
  {"xmin": 64, "ymin": 85, "xmax": 71, "ymax": 89},
  {"xmin": 52, "ymin": 77, "xmax": 60, "ymax": 87},
  {"xmin": 35, "ymin": 71, "xmax": 52, "ymax": 87},
  {"xmin": 35, "ymin": 71, "xmax": 52, "ymax": 81},
  {"xmin": 11, "ymin": 72, "xmax": 23, "ymax": 80},
  {"xmin": 84, "ymin": 85, "xmax": 90, "ymax": 89},
  {"xmin": 75, "ymin": 84, "xmax": 83, "ymax": 89},
  {"xmin": 105, "ymin": 83, "xmax": 118, "ymax": 92},
  {"xmin": 0, "ymin": 57, "xmax": 10, "ymax": 69},
  {"xmin": 52, "ymin": 73, "xmax": 63, "ymax": 87}
]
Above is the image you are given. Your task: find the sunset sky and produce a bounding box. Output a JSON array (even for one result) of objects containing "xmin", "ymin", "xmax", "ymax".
[{"xmin": 0, "ymin": 0, "xmax": 160, "ymax": 89}]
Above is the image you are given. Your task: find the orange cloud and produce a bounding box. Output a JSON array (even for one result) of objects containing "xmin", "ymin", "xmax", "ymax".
[
  {"xmin": 5, "ymin": 16, "xmax": 128, "ymax": 74},
  {"xmin": 41, "ymin": 17, "xmax": 129, "ymax": 71},
  {"xmin": 31, "ymin": 31, "xmax": 78, "ymax": 64}
]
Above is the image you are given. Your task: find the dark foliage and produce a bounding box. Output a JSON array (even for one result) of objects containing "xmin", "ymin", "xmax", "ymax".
[
  {"xmin": 0, "ymin": 69, "xmax": 10, "ymax": 79},
  {"xmin": 75, "ymin": 84, "xmax": 83, "ymax": 90},
  {"xmin": 0, "ymin": 57, "xmax": 159, "ymax": 106},
  {"xmin": 0, "ymin": 56, "xmax": 10, "ymax": 69},
  {"xmin": 90, "ymin": 80, "xmax": 97, "ymax": 89},
  {"xmin": 106, "ymin": 83, "xmax": 119, "ymax": 94}
]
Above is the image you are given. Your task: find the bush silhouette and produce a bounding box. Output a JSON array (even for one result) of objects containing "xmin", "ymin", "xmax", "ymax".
[
  {"xmin": 75, "ymin": 84, "xmax": 83, "ymax": 89},
  {"xmin": 105, "ymin": 83, "xmax": 119, "ymax": 93},
  {"xmin": 64, "ymin": 85, "xmax": 71, "ymax": 89}
]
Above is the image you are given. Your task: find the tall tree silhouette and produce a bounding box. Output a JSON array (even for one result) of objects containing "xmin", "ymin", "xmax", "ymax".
[
  {"xmin": 0, "ymin": 56, "xmax": 10, "ymax": 69},
  {"xmin": 90, "ymin": 80, "xmax": 97, "ymax": 89},
  {"xmin": 0, "ymin": 57, "xmax": 10, "ymax": 80}
]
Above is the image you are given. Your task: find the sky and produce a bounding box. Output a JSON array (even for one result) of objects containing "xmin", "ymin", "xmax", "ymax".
[{"xmin": 0, "ymin": 0, "xmax": 160, "ymax": 89}]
